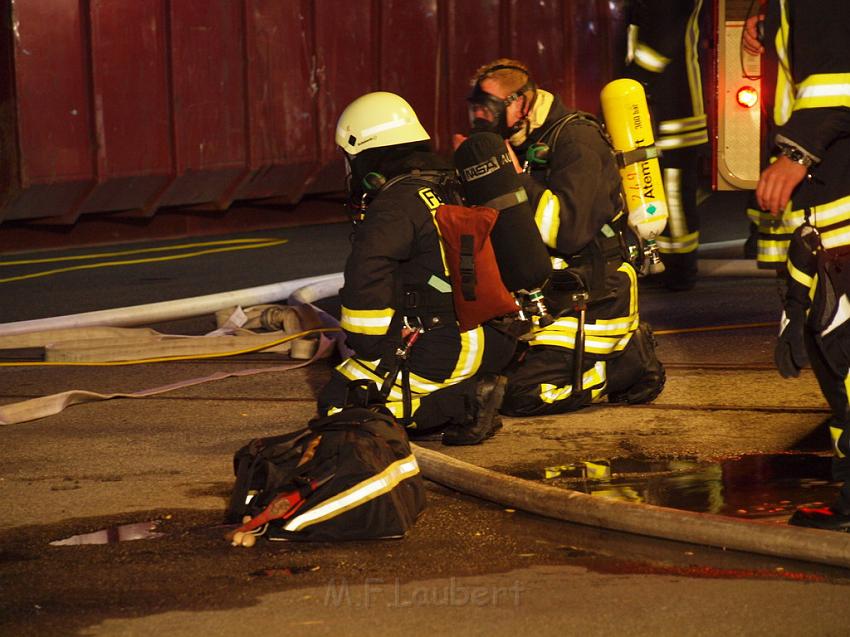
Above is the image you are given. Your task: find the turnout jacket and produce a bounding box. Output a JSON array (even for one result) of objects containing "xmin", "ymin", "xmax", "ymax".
[
  {"xmin": 749, "ymin": 0, "xmax": 850, "ymax": 268},
  {"xmin": 514, "ymin": 94, "xmax": 639, "ymax": 365},
  {"xmin": 624, "ymin": 0, "xmax": 708, "ymax": 152},
  {"xmin": 339, "ymin": 160, "xmax": 458, "ymax": 363},
  {"xmin": 516, "ymin": 94, "xmax": 624, "ymax": 259}
]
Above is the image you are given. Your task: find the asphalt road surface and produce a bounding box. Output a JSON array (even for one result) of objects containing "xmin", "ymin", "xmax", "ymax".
[{"xmin": 2, "ymin": 192, "xmax": 849, "ymax": 636}]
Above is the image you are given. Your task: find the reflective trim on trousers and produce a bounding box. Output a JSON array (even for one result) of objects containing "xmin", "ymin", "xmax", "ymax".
[
  {"xmin": 657, "ymin": 231, "xmax": 699, "ymax": 254},
  {"xmin": 539, "ymin": 361, "xmax": 607, "ymax": 404}
]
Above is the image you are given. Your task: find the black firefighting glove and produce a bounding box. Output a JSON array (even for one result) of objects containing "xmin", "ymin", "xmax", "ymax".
[{"xmin": 774, "ymin": 306, "xmax": 808, "ymax": 379}]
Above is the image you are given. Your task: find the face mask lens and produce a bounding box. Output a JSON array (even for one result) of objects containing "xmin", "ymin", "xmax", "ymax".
[
  {"xmin": 467, "ymin": 92, "xmax": 505, "ymax": 134},
  {"xmin": 469, "ymin": 103, "xmax": 496, "ymax": 123}
]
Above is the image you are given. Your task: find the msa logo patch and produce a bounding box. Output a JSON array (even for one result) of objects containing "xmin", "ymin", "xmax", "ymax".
[
  {"xmin": 461, "ymin": 153, "xmax": 511, "ymax": 182},
  {"xmin": 418, "ymin": 187, "xmax": 442, "ymax": 210}
]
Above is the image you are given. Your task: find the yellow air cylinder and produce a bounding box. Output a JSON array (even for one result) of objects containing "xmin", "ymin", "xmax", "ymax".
[{"xmin": 600, "ymin": 79, "xmax": 668, "ymax": 273}]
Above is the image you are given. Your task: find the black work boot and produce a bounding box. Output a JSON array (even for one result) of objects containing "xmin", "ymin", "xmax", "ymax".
[
  {"xmin": 442, "ymin": 374, "xmax": 507, "ymax": 446},
  {"xmin": 608, "ymin": 323, "xmax": 666, "ymax": 404},
  {"xmin": 788, "ymin": 506, "xmax": 850, "ymax": 532},
  {"xmin": 661, "ymin": 252, "xmax": 698, "ymax": 291}
]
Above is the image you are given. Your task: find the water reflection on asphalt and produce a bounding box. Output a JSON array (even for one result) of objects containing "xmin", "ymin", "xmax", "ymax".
[
  {"xmin": 518, "ymin": 452, "xmax": 839, "ymax": 521},
  {"xmin": 50, "ymin": 520, "xmax": 164, "ymax": 546}
]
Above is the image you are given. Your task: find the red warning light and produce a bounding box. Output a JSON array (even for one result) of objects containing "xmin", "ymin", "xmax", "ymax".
[{"xmin": 736, "ymin": 86, "xmax": 759, "ymax": 108}]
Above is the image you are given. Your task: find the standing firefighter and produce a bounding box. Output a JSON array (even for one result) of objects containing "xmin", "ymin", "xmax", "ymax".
[
  {"xmin": 622, "ymin": 0, "xmax": 708, "ymax": 291},
  {"xmin": 744, "ymin": 2, "xmax": 850, "ymax": 531},
  {"xmin": 464, "ymin": 60, "xmax": 665, "ymax": 416},
  {"xmin": 317, "ymin": 92, "xmax": 516, "ymax": 445}
]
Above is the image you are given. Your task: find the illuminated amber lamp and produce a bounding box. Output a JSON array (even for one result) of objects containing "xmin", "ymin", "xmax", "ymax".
[{"xmin": 736, "ymin": 86, "xmax": 759, "ymax": 108}]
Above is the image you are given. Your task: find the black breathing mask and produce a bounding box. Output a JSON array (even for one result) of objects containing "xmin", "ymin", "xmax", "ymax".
[{"xmin": 467, "ymin": 79, "xmax": 535, "ymax": 140}]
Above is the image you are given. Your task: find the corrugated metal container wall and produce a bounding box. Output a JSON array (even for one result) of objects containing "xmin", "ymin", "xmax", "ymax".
[{"xmin": 0, "ymin": 0, "xmax": 627, "ymax": 227}]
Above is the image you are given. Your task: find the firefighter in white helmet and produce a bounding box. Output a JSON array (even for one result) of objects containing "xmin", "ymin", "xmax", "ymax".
[
  {"xmin": 317, "ymin": 91, "xmax": 516, "ymax": 445},
  {"xmin": 463, "ymin": 60, "xmax": 665, "ymax": 416}
]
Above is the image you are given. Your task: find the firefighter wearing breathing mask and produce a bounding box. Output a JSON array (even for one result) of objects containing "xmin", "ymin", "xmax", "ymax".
[
  {"xmin": 316, "ymin": 91, "xmax": 516, "ymax": 445},
  {"xmin": 463, "ymin": 59, "xmax": 665, "ymax": 416}
]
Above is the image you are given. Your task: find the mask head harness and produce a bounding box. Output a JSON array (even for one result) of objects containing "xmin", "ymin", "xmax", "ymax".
[{"xmin": 467, "ymin": 63, "xmax": 536, "ymax": 139}]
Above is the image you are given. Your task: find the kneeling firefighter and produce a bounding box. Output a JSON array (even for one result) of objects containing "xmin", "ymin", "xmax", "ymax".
[
  {"xmin": 464, "ymin": 59, "xmax": 665, "ymax": 416},
  {"xmin": 317, "ymin": 91, "xmax": 516, "ymax": 445}
]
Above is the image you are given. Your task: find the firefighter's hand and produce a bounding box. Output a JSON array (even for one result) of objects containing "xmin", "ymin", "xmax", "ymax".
[
  {"xmin": 756, "ymin": 155, "xmax": 807, "ymax": 216},
  {"xmin": 452, "ymin": 134, "xmax": 468, "ymax": 150},
  {"xmin": 743, "ymin": 14, "xmax": 764, "ymax": 56}
]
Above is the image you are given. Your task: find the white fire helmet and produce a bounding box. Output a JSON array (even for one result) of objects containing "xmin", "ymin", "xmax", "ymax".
[{"xmin": 335, "ymin": 92, "xmax": 430, "ymax": 156}]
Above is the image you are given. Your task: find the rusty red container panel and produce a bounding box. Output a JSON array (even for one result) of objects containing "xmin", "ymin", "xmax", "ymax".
[
  {"xmin": 0, "ymin": 0, "xmax": 628, "ymax": 229},
  {"xmin": 81, "ymin": 0, "xmax": 173, "ymax": 217}
]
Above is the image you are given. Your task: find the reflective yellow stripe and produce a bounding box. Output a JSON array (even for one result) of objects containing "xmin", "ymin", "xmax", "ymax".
[
  {"xmin": 336, "ymin": 357, "xmax": 458, "ymax": 399},
  {"xmin": 340, "ymin": 307, "xmax": 394, "ymax": 335},
  {"xmin": 336, "ymin": 329, "xmax": 484, "ymax": 405},
  {"xmin": 787, "ymin": 260, "xmax": 814, "ymax": 290},
  {"xmin": 794, "ymin": 73, "xmax": 850, "ymax": 111},
  {"xmin": 634, "ymin": 42, "xmax": 670, "ymax": 73},
  {"xmin": 748, "ymin": 195, "xmax": 850, "ymax": 266},
  {"xmin": 334, "ymin": 359, "xmax": 426, "ymax": 422},
  {"xmin": 821, "ymin": 226, "xmax": 850, "ymax": 251},
  {"xmin": 808, "ymin": 194, "xmax": 850, "ymax": 229},
  {"xmin": 759, "ymin": 238, "xmax": 792, "ymax": 258},
  {"xmin": 450, "ymin": 327, "xmax": 485, "ymax": 381},
  {"xmin": 774, "ymin": 0, "xmax": 794, "ymax": 125},
  {"xmin": 539, "ymin": 361, "xmax": 606, "ymax": 404},
  {"xmin": 657, "ymin": 231, "xmax": 699, "ymax": 254},
  {"xmin": 663, "ymin": 168, "xmax": 685, "ymax": 237},
  {"xmin": 626, "ymin": 24, "xmax": 638, "ymax": 65},
  {"xmin": 656, "ymin": 129, "xmax": 709, "ymax": 149},
  {"xmin": 535, "ymin": 190, "xmax": 560, "ymax": 249},
  {"xmin": 539, "ymin": 315, "xmax": 636, "ymax": 337},
  {"xmin": 620, "ymin": 260, "xmax": 638, "ymax": 320},
  {"xmin": 385, "ymin": 398, "xmax": 422, "ymax": 423},
  {"xmin": 429, "ymin": 210, "xmax": 451, "ymax": 277},
  {"xmin": 658, "ymin": 114, "xmax": 707, "ymax": 134},
  {"xmin": 831, "ymin": 426, "xmax": 846, "ymax": 459},
  {"xmin": 531, "ymin": 323, "xmax": 634, "ymax": 355},
  {"xmin": 530, "ymin": 263, "xmax": 638, "ymax": 355},
  {"xmin": 685, "ymin": 0, "xmax": 705, "ymax": 117},
  {"xmin": 283, "ymin": 455, "xmax": 420, "ymax": 531}
]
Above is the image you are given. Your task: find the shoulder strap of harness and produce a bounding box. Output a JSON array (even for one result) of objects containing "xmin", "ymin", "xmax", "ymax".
[
  {"xmin": 537, "ymin": 111, "xmax": 613, "ymax": 154},
  {"xmin": 378, "ymin": 169, "xmax": 463, "ymax": 205}
]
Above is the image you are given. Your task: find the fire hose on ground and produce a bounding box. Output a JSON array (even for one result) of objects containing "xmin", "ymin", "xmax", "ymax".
[
  {"xmin": 412, "ymin": 444, "xmax": 850, "ymax": 569},
  {"xmin": 3, "ymin": 263, "xmax": 839, "ymax": 568}
]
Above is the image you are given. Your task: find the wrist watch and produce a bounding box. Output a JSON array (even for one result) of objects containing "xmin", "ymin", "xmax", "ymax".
[{"xmin": 777, "ymin": 144, "xmax": 814, "ymax": 168}]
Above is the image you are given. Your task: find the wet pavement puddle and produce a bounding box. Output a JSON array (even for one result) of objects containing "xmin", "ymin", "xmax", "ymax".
[
  {"xmin": 50, "ymin": 520, "xmax": 164, "ymax": 546},
  {"xmin": 516, "ymin": 452, "xmax": 840, "ymax": 521}
]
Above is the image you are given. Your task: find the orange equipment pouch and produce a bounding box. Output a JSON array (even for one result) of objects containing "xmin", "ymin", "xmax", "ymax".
[{"xmin": 434, "ymin": 204, "xmax": 518, "ymax": 332}]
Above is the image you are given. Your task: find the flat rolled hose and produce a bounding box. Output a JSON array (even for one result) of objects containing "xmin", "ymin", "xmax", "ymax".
[{"xmin": 412, "ymin": 444, "xmax": 850, "ymax": 569}]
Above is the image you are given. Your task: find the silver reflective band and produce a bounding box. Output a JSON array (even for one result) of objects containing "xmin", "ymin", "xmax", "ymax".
[{"xmin": 284, "ymin": 456, "xmax": 420, "ymax": 532}]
